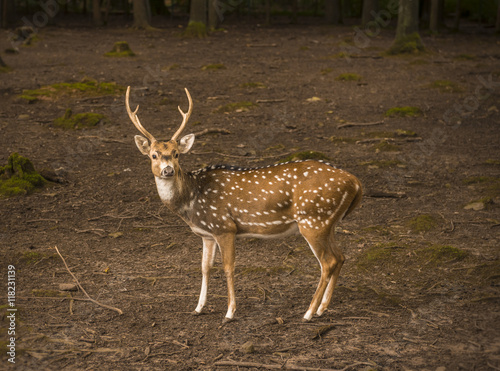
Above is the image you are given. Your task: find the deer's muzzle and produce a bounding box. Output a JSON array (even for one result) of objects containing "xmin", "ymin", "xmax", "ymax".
[{"xmin": 161, "ymin": 165, "xmax": 175, "ymax": 178}]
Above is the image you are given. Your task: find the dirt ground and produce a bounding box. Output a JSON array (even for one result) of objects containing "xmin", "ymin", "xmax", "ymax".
[{"xmin": 1, "ymin": 16, "xmax": 499, "ymax": 371}]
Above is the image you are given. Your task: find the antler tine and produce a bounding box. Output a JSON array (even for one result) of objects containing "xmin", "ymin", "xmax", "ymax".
[
  {"xmin": 171, "ymin": 88, "xmax": 193, "ymax": 141},
  {"xmin": 125, "ymin": 86, "xmax": 155, "ymax": 143}
]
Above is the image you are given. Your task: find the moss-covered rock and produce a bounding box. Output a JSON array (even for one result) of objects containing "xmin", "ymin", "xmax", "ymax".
[
  {"xmin": 0, "ymin": 153, "xmax": 47, "ymax": 197},
  {"xmin": 104, "ymin": 41, "xmax": 135, "ymax": 57},
  {"xmin": 54, "ymin": 109, "xmax": 108, "ymax": 129}
]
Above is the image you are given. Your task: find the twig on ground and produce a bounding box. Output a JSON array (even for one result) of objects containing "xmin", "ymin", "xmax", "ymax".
[
  {"xmin": 54, "ymin": 246, "xmax": 123, "ymax": 315},
  {"xmin": 337, "ymin": 120, "xmax": 384, "ymax": 129},
  {"xmin": 193, "ymin": 128, "xmax": 231, "ymax": 137},
  {"xmin": 256, "ymin": 99, "xmax": 286, "ymax": 103},
  {"xmin": 214, "ymin": 360, "xmax": 376, "ymax": 371}
]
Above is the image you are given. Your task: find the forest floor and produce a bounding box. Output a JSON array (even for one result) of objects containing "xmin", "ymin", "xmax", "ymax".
[{"xmin": 0, "ymin": 16, "xmax": 499, "ymax": 371}]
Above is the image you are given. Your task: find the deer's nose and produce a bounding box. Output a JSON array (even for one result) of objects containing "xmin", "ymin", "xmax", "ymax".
[{"xmin": 161, "ymin": 166, "xmax": 174, "ymax": 177}]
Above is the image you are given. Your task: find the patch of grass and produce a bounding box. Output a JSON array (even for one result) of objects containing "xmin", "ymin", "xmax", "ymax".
[
  {"xmin": 335, "ymin": 73, "xmax": 362, "ymax": 81},
  {"xmin": 385, "ymin": 106, "xmax": 422, "ymax": 118},
  {"xmin": 214, "ymin": 101, "xmax": 256, "ymax": 113},
  {"xmin": 454, "ymin": 54, "xmax": 476, "ymax": 61},
  {"xmin": 386, "ymin": 32, "xmax": 425, "ymax": 55},
  {"xmin": 374, "ymin": 140, "xmax": 399, "ymax": 152},
  {"xmin": 278, "ymin": 151, "xmax": 330, "ymax": 163},
  {"xmin": 407, "ymin": 214, "xmax": 438, "ymax": 233},
  {"xmin": 164, "ymin": 63, "xmax": 180, "ymax": 71},
  {"xmin": 321, "ymin": 67, "xmax": 333, "ymax": 75},
  {"xmin": 184, "ymin": 21, "xmax": 207, "ymax": 38},
  {"xmin": 356, "ymin": 245, "xmax": 392, "ymax": 269},
  {"xmin": 20, "ymin": 77, "xmax": 125, "ymax": 102},
  {"xmin": 395, "ymin": 129, "xmax": 418, "ymax": 137},
  {"xmin": 54, "ymin": 109, "xmax": 108, "ymax": 130},
  {"xmin": 462, "ymin": 176, "xmax": 497, "ymax": 185},
  {"xmin": 427, "ymin": 80, "xmax": 464, "ymax": 93},
  {"xmin": 359, "ymin": 160, "xmax": 404, "ymax": 168},
  {"xmin": 21, "ymin": 251, "xmax": 44, "ymax": 264},
  {"xmin": 328, "ymin": 136, "xmax": 357, "ymax": 144},
  {"xmin": 419, "ymin": 245, "xmax": 467, "ymax": 263},
  {"xmin": 104, "ymin": 41, "xmax": 135, "ymax": 57},
  {"xmin": 484, "ymin": 159, "xmax": 500, "ymax": 166},
  {"xmin": 0, "ymin": 153, "xmax": 47, "ymax": 197},
  {"xmin": 201, "ymin": 63, "xmax": 226, "ymax": 71},
  {"xmin": 240, "ymin": 82, "xmax": 266, "ymax": 89}
]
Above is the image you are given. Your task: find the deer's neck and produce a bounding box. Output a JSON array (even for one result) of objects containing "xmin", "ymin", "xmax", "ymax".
[{"xmin": 155, "ymin": 170, "xmax": 195, "ymax": 214}]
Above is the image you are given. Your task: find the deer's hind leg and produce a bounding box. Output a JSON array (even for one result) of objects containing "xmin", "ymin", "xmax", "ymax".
[
  {"xmin": 316, "ymin": 227, "xmax": 345, "ymax": 317},
  {"xmin": 300, "ymin": 225, "xmax": 342, "ymax": 321}
]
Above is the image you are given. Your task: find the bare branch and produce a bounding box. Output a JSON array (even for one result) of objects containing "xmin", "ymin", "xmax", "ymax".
[{"xmin": 54, "ymin": 245, "xmax": 123, "ymax": 315}]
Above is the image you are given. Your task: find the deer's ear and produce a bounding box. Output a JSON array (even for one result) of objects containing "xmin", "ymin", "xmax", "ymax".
[
  {"xmin": 178, "ymin": 134, "xmax": 195, "ymax": 154},
  {"xmin": 134, "ymin": 135, "xmax": 150, "ymax": 155}
]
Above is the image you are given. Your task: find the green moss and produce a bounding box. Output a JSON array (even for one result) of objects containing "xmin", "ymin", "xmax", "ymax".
[
  {"xmin": 357, "ymin": 246, "xmax": 392, "ymax": 269},
  {"xmin": 184, "ymin": 21, "xmax": 207, "ymax": 38},
  {"xmin": 454, "ymin": 54, "xmax": 476, "ymax": 61},
  {"xmin": 484, "ymin": 159, "xmax": 500, "ymax": 166},
  {"xmin": 409, "ymin": 58, "xmax": 429, "ymax": 65},
  {"xmin": 385, "ymin": 106, "xmax": 422, "ymax": 117},
  {"xmin": 20, "ymin": 78, "xmax": 125, "ymax": 102},
  {"xmin": 104, "ymin": 41, "xmax": 135, "ymax": 57},
  {"xmin": 328, "ymin": 136, "xmax": 357, "ymax": 144},
  {"xmin": 462, "ymin": 176, "xmax": 497, "ymax": 185},
  {"xmin": 374, "ymin": 140, "xmax": 399, "ymax": 152},
  {"xmin": 321, "ymin": 68, "xmax": 333, "ymax": 75},
  {"xmin": 0, "ymin": 153, "xmax": 47, "ymax": 197},
  {"xmin": 335, "ymin": 73, "xmax": 362, "ymax": 81},
  {"xmin": 407, "ymin": 214, "xmax": 438, "ymax": 233},
  {"xmin": 427, "ymin": 80, "xmax": 464, "ymax": 93},
  {"xmin": 278, "ymin": 151, "xmax": 330, "ymax": 163},
  {"xmin": 53, "ymin": 109, "xmax": 108, "ymax": 130},
  {"xmin": 387, "ymin": 32, "xmax": 425, "ymax": 55},
  {"xmin": 420, "ymin": 245, "xmax": 467, "ymax": 263},
  {"xmin": 214, "ymin": 101, "xmax": 256, "ymax": 113},
  {"xmin": 240, "ymin": 82, "xmax": 266, "ymax": 89},
  {"xmin": 202, "ymin": 63, "xmax": 226, "ymax": 70}
]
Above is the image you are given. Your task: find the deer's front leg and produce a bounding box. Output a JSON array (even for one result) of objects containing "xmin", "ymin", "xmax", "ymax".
[
  {"xmin": 215, "ymin": 233, "xmax": 236, "ymax": 321},
  {"xmin": 194, "ymin": 237, "xmax": 217, "ymax": 315}
]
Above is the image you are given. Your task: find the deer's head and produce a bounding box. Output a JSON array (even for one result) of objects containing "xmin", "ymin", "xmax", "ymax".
[{"xmin": 126, "ymin": 86, "xmax": 195, "ymax": 179}]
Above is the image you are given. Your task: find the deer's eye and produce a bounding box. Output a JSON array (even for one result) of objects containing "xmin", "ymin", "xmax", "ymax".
[
  {"xmin": 174, "ymin": 152, "xmax": 179, "ymax": 159},
  {"xmin": 152, "ymin": 154, "xmax": 157, "ymax": 159}
]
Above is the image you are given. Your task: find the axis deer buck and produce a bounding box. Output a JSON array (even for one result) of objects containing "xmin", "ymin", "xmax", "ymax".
[{"xmin": 126, "ymin": 86, "xmax": 362, "ymax": 322}]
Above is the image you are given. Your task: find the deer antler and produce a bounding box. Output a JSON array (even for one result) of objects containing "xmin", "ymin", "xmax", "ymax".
[
  {"xmin": 171, "ymin": 88, "xmax": 193, "ymax": 141},
  {"xmin": 125, "ymin": 86, "xmax": 156, "ymax": 143}
]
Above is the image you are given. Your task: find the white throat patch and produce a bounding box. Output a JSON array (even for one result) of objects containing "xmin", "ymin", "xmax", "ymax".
[{"xmin": 155, "ymin": 176, "xmax": 176, "ymax": 202}]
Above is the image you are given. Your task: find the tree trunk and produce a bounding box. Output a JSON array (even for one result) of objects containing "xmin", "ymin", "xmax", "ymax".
[
  {"xmin": 132, "ymin": 0, "xmax": 151, "ymax": 29},
  {"xmin": 453, "ymin": 0, "xmax": 460, "ymax": 31},
  {"xmin": 362, "ymin": 0, "xmax": 378, "ymax": 27},
  {"xmin": 395, "ymin": 0, "xmax": 419, "ymax": 40},
  {"xmin": 93, "ymin": 0, "xmax": 103, "ymax": 26},
  {"xmin": 496, "ymin": 0, "xmax": 500, "ymax": 33},
  {"xmin": 429, "ymin": 0, "xmax": 444, "ymax": 33},
  {"xmin": 389, "ymin": 0, "xmax": 424, "ymax": 54},
  {"xmin": 1, "ymin": 0, "xmax": 16, "ymax": 28},
  {"xmin": 325, "ymin": 0, "xmax": 342, "ymax": 24}
]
